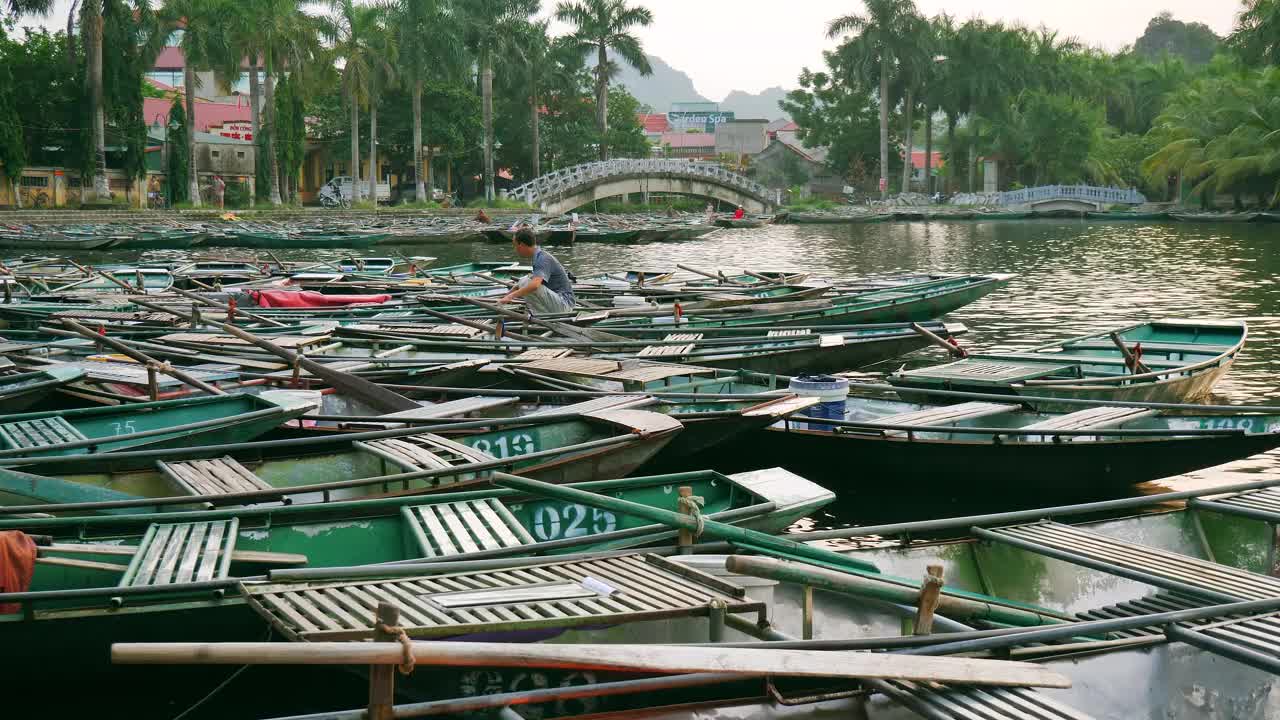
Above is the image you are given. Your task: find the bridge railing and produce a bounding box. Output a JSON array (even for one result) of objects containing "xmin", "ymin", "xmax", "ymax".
[
  {"xmin": 510, "ymin": 159, "xmax": 768, "ymax": 207},
  {"xmin": 996, "ymin": 185, "xmax": 1146, "ymax": 206}
]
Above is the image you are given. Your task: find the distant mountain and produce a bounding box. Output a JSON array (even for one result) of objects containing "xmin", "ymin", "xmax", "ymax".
[
  {"xmin": 605, "ymin": 54, "xmax": 709, "ymax": 112},
  {"xmin": 719, "ymin": 87, "xmax": 790, "ymax": 121},
  {"xmin": 600, "ymin": 54, "xmax": 791, "ymax": 121}
]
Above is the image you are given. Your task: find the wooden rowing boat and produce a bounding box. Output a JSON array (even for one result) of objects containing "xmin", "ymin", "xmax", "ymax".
[{"xmin": 888, "ymin": 318, "xmax": 1246, "ymax": 410}]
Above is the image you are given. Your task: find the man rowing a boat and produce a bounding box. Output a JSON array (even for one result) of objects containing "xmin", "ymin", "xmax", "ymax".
[{"xmin": 499, "ymin": 228, "xmax": 575, "ymax": 315}]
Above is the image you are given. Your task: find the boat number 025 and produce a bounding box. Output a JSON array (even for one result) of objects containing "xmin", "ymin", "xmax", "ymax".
[
  {"xmin": 110, "ymin": 420, "xmax": 138, "ymax": 435},
  {"xmin": 466, "ymin": 432, "xmax": 536, "ymax": 458},
  {"xmin": 531, "ymin": 503, "xmax": 618, "ymax": 541}
]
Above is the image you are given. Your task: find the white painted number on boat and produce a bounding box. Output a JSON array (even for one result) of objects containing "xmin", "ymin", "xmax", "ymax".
[
  {"xmin": 466, "ymin": 432, "xmax": 536, "ymax": 458},
  {"xmin": 1200, "ymin": 417, "xmax": 1255, "ymax": 430},
  {"xmin": 110, "ymin": 420, "xmax": 138, "ymax": 435},
  {"xmin": 531, "ymin": 503, "xmax": 618, "ymax": 541}
]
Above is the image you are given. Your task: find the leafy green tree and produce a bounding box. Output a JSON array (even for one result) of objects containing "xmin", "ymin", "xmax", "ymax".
[
  {"xmin": 273, "ymin": 73, "xmax": 306, "ymax": 202},
  {"xmin": 1134, "ymin": 11, "xmax": 1220, "ymax": 66},
  {"xmin": 461, "ymin": 0, "xmax": 540, "ymax": 202},
  {"xmin": 781, "ymin": 54, "xmax": 885, "ymax": 190},
  {"xmin": 392, "ymin": 0, "xmax": 466, "ymax": 201},
  {"xmin": 162, "ymin": 0, "xmax": 232, "ymax": 207},
  {"xmin": 555, "ymin": 0, "xmax": 653, "ymax": 160},
  {"xmin": 0, "ymin": 29, "xmax": 27, "ymax": 207},
  {"xmin": 603, "ymin": 86, "xmax": 648, "ymax": 158},
  {"xmin": 1232, "ymin": 0, "xmax": 1280, "ymax": 66},
  {"xmin": 827, "ymin": 0, "xmax": 921, "ymax": 199}
]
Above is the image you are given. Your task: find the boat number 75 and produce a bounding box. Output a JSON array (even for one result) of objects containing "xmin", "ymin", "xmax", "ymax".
[
  {"xmin": 532, "ymin": 504, "xmax": 618, "ymax": 541},
  {"xmin": 110, "ymin": 420, "xmax": 138, "ymax": 436}
]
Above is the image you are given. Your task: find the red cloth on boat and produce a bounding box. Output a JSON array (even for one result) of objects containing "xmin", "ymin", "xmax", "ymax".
[
  {"xmin": 0, "ymin": 531, "xmax": 36, "ymax": 613},
  {"xmin": 249, "ymin": 290, "xmax": 392, "ymax": 308}
]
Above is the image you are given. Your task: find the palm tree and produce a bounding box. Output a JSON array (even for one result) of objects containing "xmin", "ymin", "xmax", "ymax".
[
  {"xmin": 510, "ymin": 20, "xmax": 555, "ymax": 178},
  {"xmin": 393, "ymin": 0, "xmax": 466, "ymax": 202},
  {"xmin": 161, "ymin": 0, "xmax": 233, "ymax": 208},
  {"xmin": 827, "ymin": 0, "xmax": 921, "ymax": 200},
  {"xmin": 1233, "ymin": 0, "xmax": 1280, "ymax": 66},
  {"xmin": 554, "ymin": 0, "xmax": 653, "ymax": 161},
  {"xmin": 895, "ymin": 13, "xmax": 934, "ymax": 193},
  {"xmin": 461, "ymin": 0, "xmax": 540, "ymax": 203},
  {"xmin": 359, "ymin": 6, "xmax": 396, "ymax": 203}
]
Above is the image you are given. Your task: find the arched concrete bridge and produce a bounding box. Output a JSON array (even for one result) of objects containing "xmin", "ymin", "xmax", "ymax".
[
  {"xmin": 509, "ymin": 159, "xmax": 773, "ymax": 215},
  {"xmin": 998, "ymin": 185, "xmax": 1147, "ymax": 211}
]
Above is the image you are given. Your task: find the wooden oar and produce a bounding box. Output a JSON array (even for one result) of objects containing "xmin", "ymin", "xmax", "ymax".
[
  {"xmin": 95, "ymin": 270, "xmax": 139, "ymax": 294},
  {"xmin": 110, "ymin": 641, "xmax": 1070, "ymax": 688},
  {"xmin": 207, "ymin": 321, "xmax": 420, "ymax": 413},
  {"xmin": 458, "ymin": 295, "xmax": 628, "ymax": 343},
  {"xmin": 166, "ymin": 285, "xmax": 289, "ymax": 328},
  {"xmin": 911, "ymin": 322, "xmax": 968, "ymax": 359},
  {"xmin": 676, "ymin": 263, "xmax": 752, "ymax": 287},
  {"xmin": 1109, "ymin": 332, "xmax": 1151, "ymax": 374},
  {"xmin": 59, "ymin": 318, "xmax": 228, "ymax": 396}
]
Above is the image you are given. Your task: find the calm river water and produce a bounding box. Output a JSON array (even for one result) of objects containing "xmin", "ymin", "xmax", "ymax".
[{"xmin": 93, "ymin": 219, "xmax": 1280, "ymax": 528}]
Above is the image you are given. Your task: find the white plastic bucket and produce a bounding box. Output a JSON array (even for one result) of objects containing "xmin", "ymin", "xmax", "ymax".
[{"xmin": 787, "ymin": 375, "xmax": 850, "ymax": 430}]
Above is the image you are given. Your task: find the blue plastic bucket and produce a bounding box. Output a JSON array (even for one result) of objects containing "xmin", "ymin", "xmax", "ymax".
[{"xmin": 788, "ymin": 375, "xmax": 850, "ymax": 430}]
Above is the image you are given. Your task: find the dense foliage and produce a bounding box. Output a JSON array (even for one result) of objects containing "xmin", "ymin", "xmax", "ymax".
[{"xmin": 783, "ymin": 1, "xmax": 1280, "ymax": 206}]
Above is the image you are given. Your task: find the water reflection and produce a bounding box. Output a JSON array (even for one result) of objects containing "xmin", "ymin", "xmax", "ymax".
[{"xmin": 89, "ymin": 219, "xmax": 1280, "ymax": 527}]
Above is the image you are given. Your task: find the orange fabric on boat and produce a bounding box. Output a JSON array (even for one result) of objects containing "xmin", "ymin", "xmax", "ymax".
[
  {"xmin": 0, "ymin": 531, "xmax": 37, "ymax": 613},
  {"xmin": 249, "ymin": 290, "xmax": 392, "ymax": 308}
]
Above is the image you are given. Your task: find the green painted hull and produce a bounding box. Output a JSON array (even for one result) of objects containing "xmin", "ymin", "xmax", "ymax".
[{"xmin": 213, "ymin": 232, "xmax": 384, "ymax": 249}]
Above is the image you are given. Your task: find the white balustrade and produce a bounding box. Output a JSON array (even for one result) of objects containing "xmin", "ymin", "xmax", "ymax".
[{"xmin": 510, "ymin": 159, "xmax": 768, "ymax": 207}]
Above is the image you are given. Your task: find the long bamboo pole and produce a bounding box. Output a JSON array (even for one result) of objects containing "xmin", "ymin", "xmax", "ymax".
[
  {"xmin": 59, "ymin": 318, "xmax": 227, "ymax": 395},
  {"xmin": 110, "ymin": 641, "xmax": 1071, "ymax": 688},
  {"xmin": 491, "ymin": 472, "xmax": 878, "ymax": 573}
]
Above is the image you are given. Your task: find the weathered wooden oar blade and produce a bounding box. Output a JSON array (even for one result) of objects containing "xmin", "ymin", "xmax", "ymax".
[
  {"xmin": 111, "ymin": 641, "xmax": 1071, "ymax": 688},
  {"xmin": 210, "ymin": 321, "xmax": 419, "ymax": 412}
]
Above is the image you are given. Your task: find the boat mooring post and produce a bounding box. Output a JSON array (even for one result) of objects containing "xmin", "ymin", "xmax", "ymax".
[
  {"xmin": 369, "ymin": 603, "xmax": 399, "ymax": 720},
  {"xmin": 708, "ymin": 599, "xmax": 726, "ymax": 642},
  {"xmin": 677, "ymin": 486, "xmax": 696, "ymax": 554},
  {"xmin": 914, "ymin": 565, "xmax": 944, "ymax": 635}
]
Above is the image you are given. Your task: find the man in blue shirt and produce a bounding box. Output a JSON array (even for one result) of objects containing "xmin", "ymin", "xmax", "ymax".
[{"xmin": 499, "ymin": 228, "xmax": 575, "ymax": 315}]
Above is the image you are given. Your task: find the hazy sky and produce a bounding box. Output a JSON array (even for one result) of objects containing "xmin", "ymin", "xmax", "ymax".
[{"xmin": 13, "ymin": 0, "xmax": 1244, "ymax": 100}]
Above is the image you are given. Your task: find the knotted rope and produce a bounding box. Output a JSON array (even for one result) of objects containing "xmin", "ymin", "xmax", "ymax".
[
  {"xmin": 375, "ymin": 621, "xmax": 416, "ymax": 675},
  {"xmin": 678, "ymin": 493, "xmax": 706, "ymax": 537}
]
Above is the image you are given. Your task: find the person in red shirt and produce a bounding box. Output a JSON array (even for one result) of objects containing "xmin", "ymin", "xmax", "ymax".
[{"xmin": 732, "ymin": 206, "xmax": 745, "ymax": 220}]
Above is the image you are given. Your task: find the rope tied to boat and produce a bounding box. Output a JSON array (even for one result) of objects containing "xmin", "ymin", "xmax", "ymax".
[
  {"xmin": 375, "ymin": 621, "xmax": 416, "ymax": 675},
  {"xmin": 146, "ymin": 360, "xmax": 174, "ymax": 375},
  {"xmin": 678, "ymin": 492, "xmax": 706, "ymax": 537}
]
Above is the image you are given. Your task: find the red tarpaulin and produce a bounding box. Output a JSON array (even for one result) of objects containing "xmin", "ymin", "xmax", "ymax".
[
  {"xmin": 0, "ymin": 531, "xmax": 36, "ymax": 612},
  {"xmin": 248, "ymin": 290, "xmax": 392, "ymax": 308}
]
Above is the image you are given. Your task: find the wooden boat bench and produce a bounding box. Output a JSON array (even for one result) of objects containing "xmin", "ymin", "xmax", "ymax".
[
  {"xmin": 637, "ymin": 334, "xmax": 705, "ymax": 358},
  {"xmin": 895, "ymin": 360, "xmax": 1082, "ymax": 386},
  {"xmin": 873, "ymin": 401, "xmax": 1020, "ymax": 437},
  {"xmin": 240, "ymin": 552, "xmax": 760, "ymax": 641},
  {"xmin": 119, "ymin": 519, "xmax": 240, "ymax": 587},
  {"xmin": 379, "ymin": 396, "xmax": 519, "ymax": 421},
  {"xmin": 875, "ymin": 680, "xmax": 1096, "ymax": 720},
  {"xmin": 1019, "ymin": 406, "xmax": 1156, "ymax": 435},
  {"xmin": 527, "ymin": 394, "xmax": 654, "ymax": 417},
  {"xmin": 157, "ymin": 456, "xmax": 275, "ymax": 497},
  {"xmin": 980, "ymin": 521, "xmax": 1280, "ymax": 601},
  {"xmin": 402, "ymin": 497, "xmax": 535, "ymax": 558},
  {"xmin": 1188, "ymin": 486, "xmax": 1280, "ymax": 524},
  {"xmin": 0, "ymin": 415, "xmax": 87, "ymax": 450},
  {"xmin": 355, "ymin": 433, "xmax": 494, "ymax": 473}
]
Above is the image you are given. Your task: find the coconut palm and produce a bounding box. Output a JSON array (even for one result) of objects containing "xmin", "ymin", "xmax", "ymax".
[
  {"xmin": 894, "ymin": 13, "xmax": 934, "ymax": 193},
  {"xmin": 393, "ymin": 0, "xmax": 466, "ymax": 202},
  {"xmin": 554, "ymin": 0, "xmax": 652, "ymax": 161},
  {"xmin": 827, "ymin": 0, "xmax": 921, "ymax": 200},
  {"xmin": 1232, "ymin": 0, "xmax": 1280, "ymax": 67},
  {"xmin": 461, "ymin": 0, "xmax": 540, "ymax": 203}
]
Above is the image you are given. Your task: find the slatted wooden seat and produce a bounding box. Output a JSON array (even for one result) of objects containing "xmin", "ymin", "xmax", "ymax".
[
  {"xmin": 663, "ymin": 333, "xmax": 704, "ymax": 342},
  {"xmin": 637, "ymin": 342, "xmax": 696, "ymax": 357},
  {"xmin": 380, "ymin": 396, "xmax": 519, "ymax": 421},
  {"xmin": 874, "ymin": 401, "xmax": 1020, "ymax": 437},
  {"xmin": 0, "ymin": 415, "xmax": 87, "ymax": 450},
  {"xmin": 402, "ymin": 497, "xmax": 535, "ymax": 557},
  {"xmin": 119, "ymin": 519, "xmax": 240, "ymax": 587},
  {"xmin": 876, "ymin": 681, "xmax": 1096, "ymax": 720},
  {"xmin": 896, "ymin": 360, "xmax": 1080, "ymax": 385},
  {"xmin": 240, "ymin": 552, "xmax": 759, "ymax": 641},
  {"xmin": 1020, "ymin": 406, "xmax": 1155, "ymax": 434},
  {"xmin": 511, "ymin": 348, "xmax": 574, "ymax": 361},
  {"xmin": 355, "ymin": 433, "xmax": 494, "ymax": 472},
  {"xmin": 527, "ymin": 394, "xmax": 652, "ymax": 416},
  {"xmin": 766, "ymin": 329, "xmax": 809, "ymax": 338},
  {"xmin": 157, "ymin": 456, "xmax": 274, "ymax": 496}
]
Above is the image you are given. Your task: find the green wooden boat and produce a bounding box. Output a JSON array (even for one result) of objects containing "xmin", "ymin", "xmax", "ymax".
[
  {"xmin": 0, "ymin": 406, "xmax": 683, "ymax": 505},
  {"xmin": 755, "ymin": 389, "xmax": 1280, "ymax": 490},
  {"xmin": 0, "ymin": 366, "xmax": 87, "ymax": 413},
  {"xmin": 216, "ymin": 230, "xmax": 385, "ymax": 249},
  {"xmin": 1171, "ymin": 212, "xmax": 1261, "ymax": 223},
  {"xmin": 424, "ymin": 261, "xmax": 522, "ymax": 278},
  {"xmin": 713, "ymin": 217, "xmax": 769, "ymax": 229},
  {"xmin": 0, "ymin": 466, "xmax": 831, "ymax": 717},
  {"xmin": 888, "ymin": 318, "xmax": 1246, "ymax": 410},
  {"xmin": 594, "ymin": 274, "xmax": 1014, "ymax": 329},
  {"xmin": 0, "ymin": 392, "xmax": 313, "ymax": 463},
  {"xmin": 1084, "ymin": 211, "xmax": 1170, "ymax": 221},
  {"xmin": 972, "ymin": 211, "xmax": 1033, "ymax": 220}
]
